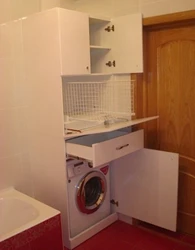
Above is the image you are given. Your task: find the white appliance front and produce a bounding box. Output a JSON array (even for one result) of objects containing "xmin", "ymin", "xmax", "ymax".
[{"xmin": 67, "ymin": 159, "xmax": 111, "ymax": 238}]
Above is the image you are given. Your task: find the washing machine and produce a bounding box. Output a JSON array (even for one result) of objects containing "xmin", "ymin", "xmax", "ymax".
[{"xmin": 66, "ymin": 158, "xmax": 111, "ymax": 238}]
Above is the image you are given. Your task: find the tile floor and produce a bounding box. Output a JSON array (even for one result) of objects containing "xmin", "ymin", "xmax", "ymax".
[{"xmin": 64, "ymin": 221, "xmax": 195, "ymax": 250}]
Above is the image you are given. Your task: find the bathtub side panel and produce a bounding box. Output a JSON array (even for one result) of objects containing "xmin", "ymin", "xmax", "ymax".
[{"xmin": 0, "ymin": 214, "xmax": 63, "ymax": 250}]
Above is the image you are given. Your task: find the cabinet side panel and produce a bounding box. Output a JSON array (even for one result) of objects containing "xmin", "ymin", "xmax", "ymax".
[
  {"xmin": 111, "ymin": 148, "xmax": 178, "ymax": 231},
  {"xmin": 22, "ymin": 9, "xmax": 69, "ymax": 247}
]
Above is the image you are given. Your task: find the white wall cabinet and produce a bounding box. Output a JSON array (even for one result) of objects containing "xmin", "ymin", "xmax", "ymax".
[
  {"xmin": 60, "ymin": 10, "xmax": 143, "ymax": 75},
  {"xmin": 26, "ymin": 8, "xmax": 143, "ymax": 75},
  {"xmin": 20, "ymin": 7, "xmax": 178, "ymax": 250},
  {"xmin": 89, "ymin": 13, "xmax": 143, "ymax": 74}
]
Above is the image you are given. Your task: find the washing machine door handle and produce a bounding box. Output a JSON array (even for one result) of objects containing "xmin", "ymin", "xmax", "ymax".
[{"xmin": 76, "ymin": 171, "xmax": 107, "ymax": 214}]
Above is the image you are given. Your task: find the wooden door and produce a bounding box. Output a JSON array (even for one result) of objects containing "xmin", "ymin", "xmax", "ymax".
[
  {"xmin": 137, "ymin": 22, "xmax": 195, "ymax": 235},
  {"xmin": 111, "ymin": 148, "xmax": 178, "ymax": 231},
  {"xmin": 59, "ymin": 8, "xmax": 90, "ymax": 75}
]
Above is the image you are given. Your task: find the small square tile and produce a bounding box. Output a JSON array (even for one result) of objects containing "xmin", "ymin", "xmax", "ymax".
[
  {"xmin": 182, "ymin": 234, "xmax": 195, "ymax": 246},
  {"xmin": 135, "ymin": 233, "xmax": 180, "ymax": 250},
  {"xmin": 101, "ymin": 240, "xmax": 135, "ymax": 250},
  {"xmin": 107, "ymin": 222, "xmax": 147, "ymax": 245},
  {"xmin": 175, "ymin": 244, "xmax": 195, "ymax": 250},
  {"xmin": 17, "ymin": 243, "xmax": 31, "ymax": 250},
  {"xmin": 139, "ymin": 223, "xmax": 184, "ymax": 240},
  {"xmin": 31, "ymin": 226, "xmax": 63, "ymax": 250},
  {"xmin": 73, "ymin": 245, "xmax": 86, "ymax": 250},
  {"xmin": 63, "ymin": 221, "xmax": 195, "ymax": 250}
]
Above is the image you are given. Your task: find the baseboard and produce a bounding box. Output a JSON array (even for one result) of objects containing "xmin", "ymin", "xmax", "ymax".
[
  {"xmin": 69, "ymin": 213, "xmax": 118, "ymax": 249},
  {"xmin": 118, "ymin": 213, "xmax": 133, "ymax": 225}
]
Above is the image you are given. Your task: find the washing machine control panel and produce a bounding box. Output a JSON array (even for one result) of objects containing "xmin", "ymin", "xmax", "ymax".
[
  {"xmin": 73, "ymin": 162, "xmax": 88, "ymax": 175},
  {"xmin": 66, "ymin": 159, "xmax": 90, "ymax": 178}
]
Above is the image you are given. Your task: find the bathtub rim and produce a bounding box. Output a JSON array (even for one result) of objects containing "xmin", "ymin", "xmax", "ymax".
[{"xmin": 0, "ymin": 187, "xmax": 60, "ymax": 242}]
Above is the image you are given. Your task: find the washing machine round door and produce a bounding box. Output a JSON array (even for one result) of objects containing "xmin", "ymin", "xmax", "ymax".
[{"xmin": 76, "ymin": 171, "xmax": 107, "ymax": 214}]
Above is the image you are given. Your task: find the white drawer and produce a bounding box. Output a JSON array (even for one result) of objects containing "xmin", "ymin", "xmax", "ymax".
[{"xmin": 66, "ymin": 129, "xmax": 144, "ymax": 167}]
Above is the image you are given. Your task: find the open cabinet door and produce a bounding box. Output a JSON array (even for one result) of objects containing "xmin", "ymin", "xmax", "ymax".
[
  {"xmin": 111, "ymin": 13, "xmax": 143, "ymax": 73},
  {"xmin": 111, "ymin": 148, "xmax": 179, "ymax": 231}
]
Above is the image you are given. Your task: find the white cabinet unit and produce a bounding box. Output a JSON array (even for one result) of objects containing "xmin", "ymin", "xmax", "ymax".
[
  {"xmin": 111, "ymin": 148, "xmax": 178, "ymax": 231},
  {"xmin": 67, "ymin": 130, "xmax": 179, "ymax": 234},
  {"xmin": 22, "ymin": 8, "xmax": 143, "ymax": 76},
  {"xmin": 20, "ymin": 7, "xmax": 178, "ymax": 250}
]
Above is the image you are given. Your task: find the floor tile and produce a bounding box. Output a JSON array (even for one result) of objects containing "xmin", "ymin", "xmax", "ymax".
[
  {"xmin": 73, "ymin": 245, "xmax": 86, "ymax": 250},
  {"xmin": 17, "ymin": 243, "xmax": 31, "ymax": 250},
  {"xmin": 182, "ymin": 235, "xmax": 195, "ymax": 246},
  {"xmin": 135, "ymin": 232, "xmax": 180, "ymax": 250},
  {"xmin": 84, "ymin": 240, "xmax": 134, "ymax": 250},
  {"xmin": 139, "ymin": 223, "xmax": 185, "ymax": 240},
  {"xmin": 64, "ymin": 221, "xmax": 195, "ymax": 250},
  {"xmin": 105, "ymin": 221, "xmax": 148, "ymax": 245},
  {"xmin": 174, "ymin": 244, "xmax": 195, "ymax": 250}
]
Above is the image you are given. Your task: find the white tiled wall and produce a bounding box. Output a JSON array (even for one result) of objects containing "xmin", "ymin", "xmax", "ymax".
[
  {"xmin": 0, "ymin": 7, "xmax": 66, "ymax": 210},
  {"xmin": 73, "ymin": 0, "xmax": 139, "ymax": 17},
  {"xmin": 0, "ymin": 0, "xmax": 194, "ymax": 25},
  {"xmin": 0, "ymin": 20, "xmax": 33, "ymax": 195},
  {"xmin": 0, "ymin": 0, "xmax": 194, "ymax": 195},
  {"xmin": 73, "ymin": 0, "xmax": 195, "ymax": 17},
  {"xmin": 41, "ymin": 0, "xmax": 74, "ymax": 10},
  {"xmin": 41, "ymin": 0, "xmax": 60, "ymax": 10},
  {"xmin": 0, "ymin": 0, "xmax": 73, "ymax": 24},
  {"xmin": 0, "ymin": 0, "xmax": 73, "ymax": 193},
  {"xmin": 0, "ymin": 0, "xmax": 40, "ymax": 24}
]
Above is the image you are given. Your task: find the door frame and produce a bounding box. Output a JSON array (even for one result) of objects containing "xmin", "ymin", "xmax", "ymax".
[
  {"xmin": 143, "ymin": 10, "xmax": 195, "ymax": 28},
  {"xmin": 133, "ymin": 9, "xmax": 195, "ymax": 134},
  {"xmin": 132, "ymin": 9, "xmax": 195, "ymax": 227}
]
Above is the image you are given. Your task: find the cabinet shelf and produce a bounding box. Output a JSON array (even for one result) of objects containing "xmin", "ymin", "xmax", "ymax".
[
  {"xmin": 90, "ymin": 45, "xmax": 111, "ymax": 50},
  {"xmin": 89, "ymin": 15, "xmax": 110, "ymax": 24},
  {"xmin": 64, "ymin": 116, "xmax": 159, "ymax": 139}
]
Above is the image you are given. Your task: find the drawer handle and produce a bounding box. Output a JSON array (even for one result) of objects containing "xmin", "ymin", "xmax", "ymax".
[{"xmin": 116, "ymin": 144, "xmax": 129, "ymax": 150}]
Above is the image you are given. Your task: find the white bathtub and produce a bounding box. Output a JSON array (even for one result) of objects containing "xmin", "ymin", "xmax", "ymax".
[{"xmin": 0, "ymin": 187, "xmax": 60, "ymax": 242}]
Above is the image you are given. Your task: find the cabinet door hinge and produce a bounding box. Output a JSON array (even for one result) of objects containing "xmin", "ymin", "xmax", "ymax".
[
  {"xmin": 110, "ymin": 199, "xmax": 119, "ymax": 207},
  {"xmin": 105, "ymin": 25, "xmax": 115, "ymax": 32},
  {"xmin": 105, "ymin": 60, "xmax": 116, "ymax": 67}
]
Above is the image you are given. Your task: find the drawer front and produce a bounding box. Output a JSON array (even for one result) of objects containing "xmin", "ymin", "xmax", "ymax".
[{"xmin": 93, "ymin": 130, "xmax": 144, "ymax": 167}]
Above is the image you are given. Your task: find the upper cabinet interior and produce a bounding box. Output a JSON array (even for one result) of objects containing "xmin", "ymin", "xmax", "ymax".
[
  {"xmin": 59, "ymin": 9, "xmax": 143, "ymax": 75},
  {"xmin": 59, "ymin": 10, "xmax": 143, "ymax": 75},
  {"xmin": 89, "ymin": 13, "xmax": 143, "ymax": 74}
]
